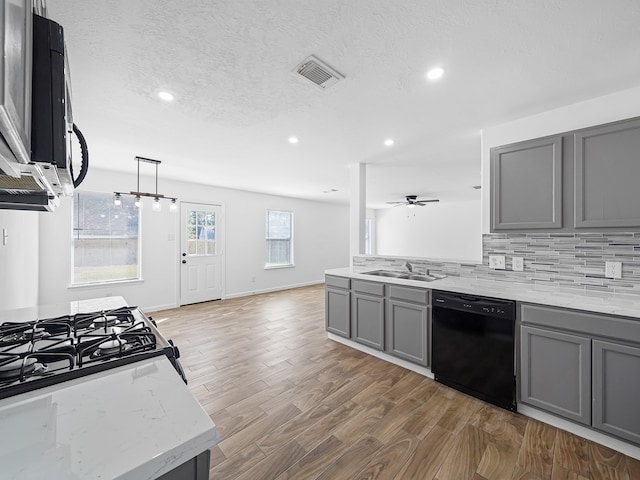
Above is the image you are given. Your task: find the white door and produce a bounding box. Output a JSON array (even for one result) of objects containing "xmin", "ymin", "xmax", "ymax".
[{"xmin": 180, "ymin": 202, "xmax": 223, "ymax": 305}]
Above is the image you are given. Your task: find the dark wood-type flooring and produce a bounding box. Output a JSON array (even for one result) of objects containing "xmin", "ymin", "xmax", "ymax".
[{"xmin": 155, "ymin": 284, "xmax": 640, "ymax": 480}]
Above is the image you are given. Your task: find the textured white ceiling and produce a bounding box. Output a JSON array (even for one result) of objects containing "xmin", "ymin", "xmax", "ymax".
[{"xmin": 48, "ymin": 0, "xmax": 640, "ymax": 207}]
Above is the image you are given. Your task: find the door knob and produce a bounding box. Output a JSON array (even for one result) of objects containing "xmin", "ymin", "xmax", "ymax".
[
  {"xmin": 182, "ymin": 253, "xmax": 187, "ymax": 256},
  {"xmin": 182, "ymin": 260, "xmax": 186, "ymax": 264}
]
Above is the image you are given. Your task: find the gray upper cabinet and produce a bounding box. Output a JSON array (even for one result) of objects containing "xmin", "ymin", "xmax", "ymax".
[
  {"xmin": 491, "ymin": 135, "xmax": 563, "ymax": 231},
  {"xmin": 385, "ymin": 286, "xmax": 429, "ymax": 366},
  {"xmin": 325, "ymin": 276, "xmax": 350, "ymax": 338},
  {"xmin": 592, "ymin": 340, "xmax": 640, "ymax": 444},
  {"xmin": 574, "ymin": 118, "xmax": 640, "ymax": 228},
  {"xmin": 520, "ymin": 325, "xmax": 591, "ymax": 425},
  {"xmin": 0, "ymin": 0, "xmax": 33, "ymax": 171}
]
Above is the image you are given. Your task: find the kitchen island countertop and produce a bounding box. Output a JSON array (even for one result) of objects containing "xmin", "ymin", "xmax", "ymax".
[
  {"xmin": 326, "ymin": 267, "xmax": 640, "ymax": 318},
  {"xmin": 0, "ymin": 353, "xmax": 218, "ymax": 480}
]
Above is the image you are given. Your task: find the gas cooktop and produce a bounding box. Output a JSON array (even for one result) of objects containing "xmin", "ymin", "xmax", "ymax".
[{"xmin": 0, "ymin": 305, "xmax": 185, "ymax": 400}]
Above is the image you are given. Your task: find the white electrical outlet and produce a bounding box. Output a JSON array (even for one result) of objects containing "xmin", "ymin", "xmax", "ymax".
[
  {"xmin": 512, "ymin": 257, "xmax": 524, "ymax": 272},
  {"xmin": 605, "ymin": 261, "xmax": 622, "ymax": 279},
  {"xmin": 489, "ymin": 255, "xmax": 506, "ymax": 269}
]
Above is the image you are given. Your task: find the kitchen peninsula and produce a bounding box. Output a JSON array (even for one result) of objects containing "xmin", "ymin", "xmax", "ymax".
[{"xmin": 0, "ymin": 297, "xmax": 218, "ymax": 480}]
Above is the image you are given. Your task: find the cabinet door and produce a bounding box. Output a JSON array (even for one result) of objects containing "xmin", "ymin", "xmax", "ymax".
[
  {"xmin": 491, "ymin": 135, "xmax": 562, "ymax": 230},
  {"xmin": 325, "ymin": 287, "xmax": 350, "ymax": 338},
  {"xmin": 351, "ymin": 292, "xmax": 384, "ymax": 350},
  {"xmin": 520, "ymin": 326, "xmax": 591, "ymax": 425},
  {"xmin": 0, "ymin": 0, "xmax": 33, "ymax": 166},
  {"xmin": 574, "ymin": 118, "xmax": 640, "ymax": 228},
  {"xmin": 593, "ymin": 340, "xmax": 640, "ymax": 444},
  {"xmin": 386, "ymin": 299, "xmax": 428, "ymax": 366}
]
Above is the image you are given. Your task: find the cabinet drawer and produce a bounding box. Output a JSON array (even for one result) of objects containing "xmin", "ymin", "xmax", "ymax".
[
  {"xmin": 352, "ymin": 280, "xmax": 384, "ymax": 296},
  {"xmin": 520, "ymin": 303, "xmax": 640, "ymax": 344},
  {"xmin": 388, "ymin": 285, "xmax": 429, "ymax": 304},
  {"xmin": 325, "ymin": 275, "xmax": 350, "ymax": 289}
]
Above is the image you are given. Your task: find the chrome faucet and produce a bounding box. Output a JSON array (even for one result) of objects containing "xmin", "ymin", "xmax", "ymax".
[{"xmin": 406, "ymin": 261, "xmax": 428, "ymax": 275}]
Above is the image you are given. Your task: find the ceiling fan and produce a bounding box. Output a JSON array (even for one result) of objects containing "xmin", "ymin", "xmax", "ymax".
[{"xmin": 386, "ymin": 195, "xmax": 439, "ymax": 208}]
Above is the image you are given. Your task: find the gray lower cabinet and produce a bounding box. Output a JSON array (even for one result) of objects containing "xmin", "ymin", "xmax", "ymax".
[
  {"xmin": 520, "ymin": 325, "xmax": 591, "ymax": 425},
  {"xmin": 593, "ymin": 340, "xmax": 640, "ymax": 444},
  {"xmin": 385, "ymin": 286, "xmax": 429, "ymax": 366},
  {"xmin": 574, "ymin": 117, "xmax": 640, "ymax": 228},
  {"xmin": 351, "ymin": 284, "xmax": 384, "ymax": 350},
  {"xmin": 350, "ymin": 280, "xmax": 385, "ymax": 350},
  {"xmin": 325, "ymin": 276, "xmax": 350, "ymax": 338},
  {"xmin": 490, "ymin": 135, "xmax": 563, "ymax": 230},
  {"xmin": 157, "ymin": 450, "xmax": 210, "ymax": 480}
]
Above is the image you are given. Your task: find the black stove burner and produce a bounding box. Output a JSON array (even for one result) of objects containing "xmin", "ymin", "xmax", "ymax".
[
  {"xmin": 0, "ymin": 305, "xmax": 184, "ymax": 399},
  {"xmin": 0, "ymin": 357, "xmax": 39, "ymax": 379},
  {"xmin": 92, "ymin": 315, "xmax": 118, "ymax": 328}
]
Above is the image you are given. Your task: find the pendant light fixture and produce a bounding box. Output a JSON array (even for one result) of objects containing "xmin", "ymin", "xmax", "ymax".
[{"xmin": 114, "ymin": 156, "xmax": 177, "ymax": 212}]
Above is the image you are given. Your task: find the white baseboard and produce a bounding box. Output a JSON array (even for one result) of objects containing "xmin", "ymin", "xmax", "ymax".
[
  {"xmin": 224, "ymin": 280, "xmax": 324, "ymax": 300},
  {"xmin": 327, "ymin": 333, "xmax": 433, "ymax": 378},
  {"xmin": 328, "ymin": 334, "xmax": 640, "ymax": 460},
  {"xmin": 518, "ymin": 405, "xmax": 640, "ymax": 460},
  {"xmin": 142, "ymin": 303, "xmax": 179, "ymax": 313}
]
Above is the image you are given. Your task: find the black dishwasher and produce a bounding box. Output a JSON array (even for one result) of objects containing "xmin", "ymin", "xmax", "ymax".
[{"xmin": 431, "ymin": 290, "xmax": 516, "ymax": 411}]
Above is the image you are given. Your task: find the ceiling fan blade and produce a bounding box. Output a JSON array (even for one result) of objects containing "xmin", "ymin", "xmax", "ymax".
[
  {"xmin": 415, "ymin": 199, "xmax": 439, "ymax": 205},
  {"xmin": 386, "ymin": 201, "xmax": 406, "ymax": 204}
]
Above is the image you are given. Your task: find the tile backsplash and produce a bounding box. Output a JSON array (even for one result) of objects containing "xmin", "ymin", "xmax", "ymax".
[{"xmin": 354, "ymin": 232, "xmax": 640, "ymax": 296}]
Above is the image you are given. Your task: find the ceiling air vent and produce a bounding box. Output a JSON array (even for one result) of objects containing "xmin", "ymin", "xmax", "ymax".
[{"xmin": 294, "ymin": 55, "xmax": 344, "ymax": 90}]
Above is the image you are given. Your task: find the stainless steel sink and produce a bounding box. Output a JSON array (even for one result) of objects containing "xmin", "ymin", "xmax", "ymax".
[
  {"xmin": 363, "ymin": 270, "xmax": 443, "ymax": 282},
  {"xmin": 363, "ymin": 270, "xmax": 407, "ymax": 278}
]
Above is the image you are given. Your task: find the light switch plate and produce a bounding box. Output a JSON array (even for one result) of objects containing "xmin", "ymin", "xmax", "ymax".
[
  {"xmin": 489, "ymin": 255, "xmax": 506, "ymax": 269},
  {"xmin": 605, "ymin": 261, "xmax": 622, "ymax": 279},
  {"xmin": 512, "ymin": 257, "xmax": 524, "ymax": 272}
]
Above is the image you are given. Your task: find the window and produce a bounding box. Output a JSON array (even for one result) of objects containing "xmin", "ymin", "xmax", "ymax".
[
  {"xmin": 365, "ymin": 218, "xmax": 372, "ymax": 255},
  {"xmin": 72, "ymin": 191, "xmax": 141, "ymax": 284},
  {"xmin": 265, "ymin": 209, "xmax": 293, "ymax": 267}
]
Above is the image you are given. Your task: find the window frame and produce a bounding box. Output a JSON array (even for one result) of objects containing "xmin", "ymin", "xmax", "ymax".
[
  {"xmin": 264, "ymin": 209, "xmax": 294, "ymax": 269},
  {"xmin": 70, "ymin": 190, "xmax": 142, "ymax": 286}
]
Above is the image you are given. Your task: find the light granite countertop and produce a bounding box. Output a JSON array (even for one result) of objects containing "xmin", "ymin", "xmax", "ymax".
[
  {"xmin": 0, "ymin": 356, "xmax": 218, "ymax": 480},
  {"xmin": 0, "ymin": 296, "xmax": 218, "ymax": 479},
  {"xmin": 326, "ymin": 267, "xmax": 640, "ymax": 319}
]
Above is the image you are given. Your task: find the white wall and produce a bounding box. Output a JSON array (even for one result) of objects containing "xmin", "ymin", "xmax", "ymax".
[
  {"xmin": 374, "ymin": 197, "xmax": 482, "ymax": 263},
  {"xmin": 38, "ymin": 168, "xmax": 350, "ymax": 311},
  {"xmin": 0, "ymin": 210, "xmax": 39, "ymax": 310},
  {"xmin": 481, "ymin": 84, "xmax": 640, "ymax": 233}
]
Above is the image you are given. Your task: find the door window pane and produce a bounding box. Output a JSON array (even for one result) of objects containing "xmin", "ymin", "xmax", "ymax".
[
  {"xmin": 186, "ymin": 208, "xmax": 216, "ymax": 256},
  {"xmin": 72, "ymin": 191, "xmax": 140, "ymax": 284}
]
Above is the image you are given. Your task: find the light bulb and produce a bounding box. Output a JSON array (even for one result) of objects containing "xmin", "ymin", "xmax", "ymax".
[
  {"xmin": 134, "ymin": 196, "xmax": 141, "ymax": 208},
  {"xmin": 169, "ymin": 199, "xmax": 177, "ymax": 212},
  {"xmin": 426, "ymin": 67, "xmax": 444, "ymax": 81},
  {"xmin": 114, "ymin": 193, "xmax": 122, "ymax": 206},
  {"xmin": 152, "ymin": 197, "xmax": 162, "ymax": 211}
]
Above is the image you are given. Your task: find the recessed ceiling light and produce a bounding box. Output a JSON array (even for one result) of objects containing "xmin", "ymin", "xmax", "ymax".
[
  {"xmin": 288, "ymin": 136, "xmax": 299, "ymax": 144},
  {"xmin": 426, "ymin": 67, "xmax": 444, "ymax": 81},
  {"xmin": 157, "ymin": 91, "xmax": 174, "ymax": 102},
  {"xmin": 384, "ymin": 139, "xmax": 394, "ymax": 146}
]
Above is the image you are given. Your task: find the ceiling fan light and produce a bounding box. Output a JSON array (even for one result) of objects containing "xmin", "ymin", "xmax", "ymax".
[{"xmin": 407, "ymin": 203, "xmax": 415, "ymax": 209}]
